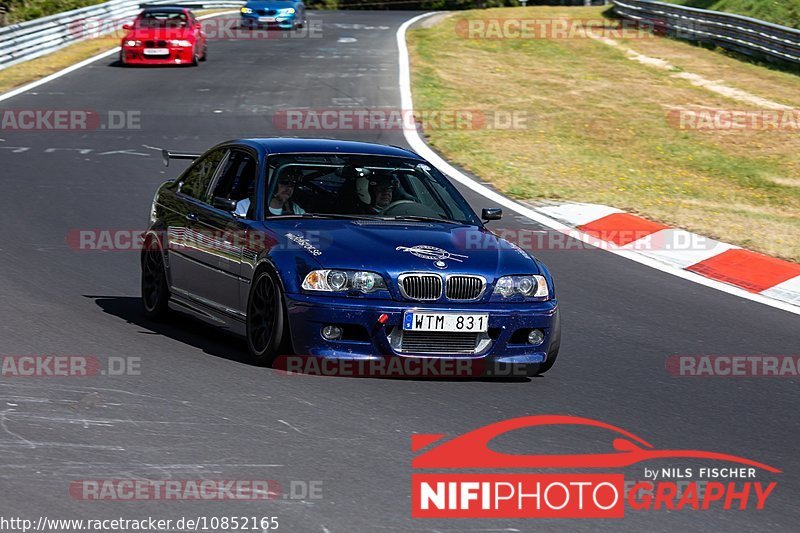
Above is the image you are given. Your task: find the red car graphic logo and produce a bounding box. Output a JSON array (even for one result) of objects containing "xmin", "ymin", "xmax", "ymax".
[{"xmin": 412, "ymin": 415, "xmax": 780, "ymax": 472}]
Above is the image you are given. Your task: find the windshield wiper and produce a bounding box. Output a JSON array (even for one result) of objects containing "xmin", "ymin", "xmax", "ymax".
[
  {"xmin": 270, "ymin": 213, "xmax": 383, "ymax": 221},
  {"xmin": 382, "ymin": 215, "xmax": 462, "ymax": 224}
]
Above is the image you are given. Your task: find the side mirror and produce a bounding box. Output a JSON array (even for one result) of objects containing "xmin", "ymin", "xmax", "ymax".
[
  {"xmin": 213, "ymin": 197, "xmax": 238, "ymax": 212},
  {"xmin": 122, "ymin": 24, "xmax": 132, "ymax": 31},
  {"xmin": 481, "ymin": 208, "xmax": 502, "ymax": 222}
]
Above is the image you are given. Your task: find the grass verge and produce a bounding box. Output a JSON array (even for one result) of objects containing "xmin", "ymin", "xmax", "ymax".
[
  {"xmin": 663, "ymin": 0, "xmax": 800, "ymax": 30},
  {"xmin": 407, "ymin": 6, "xmax": 800, "ymax": 261}
]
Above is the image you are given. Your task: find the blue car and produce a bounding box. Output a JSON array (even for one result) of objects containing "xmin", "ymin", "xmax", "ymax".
[
  {"xmin": 142, "ymin": 139, "xmax": 561, "ymax": 377},
  {"xmin": 240, "ymin": 0, "xmax": 305, "ymax": 30}
]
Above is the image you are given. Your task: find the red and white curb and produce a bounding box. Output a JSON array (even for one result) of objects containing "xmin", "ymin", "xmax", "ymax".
[
  {"xmin": 533, "ymin": 202, "xmax": 800, "ymax": 308},
  {"xmin": 398, "ymin": 12, "xmax": 800, "ymax": 316}
]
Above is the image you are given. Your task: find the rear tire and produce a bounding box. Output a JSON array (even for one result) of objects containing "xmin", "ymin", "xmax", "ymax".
[
  {"xmin": 246, "ymin": 268, "xmax": 285, "ymax": 366},
  {"xmin": 141, "ymin": 237, "xmax": 170, "ymax": 320},
  {"xmin": 200, "ymin": 45, "xmax": 207, "ymax": 61},
  {"xmin": 526, "ymin": 309, "xmax": 561, "ymax": 377}
]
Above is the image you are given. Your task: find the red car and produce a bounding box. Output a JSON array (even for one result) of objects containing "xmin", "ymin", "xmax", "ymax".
[{"xmin": 120, "ymin": 7, "xmax": 207, "ymax": 66}]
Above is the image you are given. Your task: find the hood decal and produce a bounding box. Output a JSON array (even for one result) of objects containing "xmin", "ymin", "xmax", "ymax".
[
  {"xmin": 396, "ymin": 245, "xmax": 468, "ymax": 270},
  {"xmin": 286, "ymin": 233, "xmax": 322, "ymax": 257}
]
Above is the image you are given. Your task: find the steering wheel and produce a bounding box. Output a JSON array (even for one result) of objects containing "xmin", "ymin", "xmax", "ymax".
[{"xmin": 379, "ymin": 200, "xmax": 417, "ymax": 215}]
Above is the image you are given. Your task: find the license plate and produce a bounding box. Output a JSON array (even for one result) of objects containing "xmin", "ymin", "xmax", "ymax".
[
  {"xmin": 403, "ymin": 312, "xmax": 488, "ymax": 333},
  {"xmin": 258, "ymin": 16, "xmax": 276, "ymax": 22},
  {"xmin": 143, "ymin": 48, "xmax": 169, "ymax": 56}
]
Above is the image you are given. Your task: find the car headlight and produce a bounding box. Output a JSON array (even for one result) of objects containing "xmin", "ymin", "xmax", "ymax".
[
  {"xmin": 280, "ymin": 8, "xmax": 296, "ymax": 14},
  {"xmin": 302, "ymin": 270, "xmax": 387, "ymax": 294},
  {"xmin": 241, "ymin": 7, "xmax": 253, "ymax": 14},
  {"xmin": 493, "ymin": 275, "xmax": 549, "ymax": 300},
  {"xmin": 169, "ymin": 40, "xmax": 193, "ymax": 47},
  {"xmin": 124, "ymin": 40, "xmax": 140, "ymax": 47}
]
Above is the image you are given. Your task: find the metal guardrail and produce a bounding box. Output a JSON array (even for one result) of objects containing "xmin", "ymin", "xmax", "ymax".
[
  {"xmin": 0, "ymin": 0, "xmax": 244, "ymax": 71},
  {"xmin": 612, "ymin": 0, "xmax": 800, "ymax": 65}
]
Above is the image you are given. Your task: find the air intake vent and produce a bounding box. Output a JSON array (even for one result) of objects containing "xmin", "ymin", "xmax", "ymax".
[
  {"xmin": 399, "ymin": 331, "xmax": 480, "ymax": 355},
  {"xmin": 399, "ymin": 274, "xmax": 442, "ymax": 301},
  {"xmin": 446, "ymin": 275, "xmax": 485, "ymax": 301}
]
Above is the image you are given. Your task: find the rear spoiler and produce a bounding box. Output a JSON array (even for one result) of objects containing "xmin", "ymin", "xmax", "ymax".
[{"xmin": 161, "ymin": 149, "xmax": 201, "ymax": 167}]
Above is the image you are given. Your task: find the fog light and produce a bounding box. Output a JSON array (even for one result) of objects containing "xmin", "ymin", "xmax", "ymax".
[
  {"xmin": 321, "ymin": 325, "xmax": 343, "ymax": 341},
  {"xmin": 527, "ymin": 329, "xmax": 544, "ymax": 345}
]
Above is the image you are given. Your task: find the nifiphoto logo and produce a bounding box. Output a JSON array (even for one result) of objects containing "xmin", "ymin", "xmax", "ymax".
[{"xmin": 411, "ymin": 416, "xmax": 780, "ymax": 518}]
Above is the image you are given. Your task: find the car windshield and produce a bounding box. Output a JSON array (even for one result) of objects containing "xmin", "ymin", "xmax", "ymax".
[
  {"xmin": 137, "ymin": 11, "xmax": 189, "ymax": 28},
  {"xmin": 264, "ymin": 154, "xmax": 480, "ymax": 225}
]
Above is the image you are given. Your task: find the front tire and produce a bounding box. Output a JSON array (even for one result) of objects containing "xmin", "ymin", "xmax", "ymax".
[
  {"xmin": 246, "ymin": 268, "xmax": 285, "ymax": 365},
  {"xmin": 141, "ymin": 238, "xmax": 170, "ymax": 320}
]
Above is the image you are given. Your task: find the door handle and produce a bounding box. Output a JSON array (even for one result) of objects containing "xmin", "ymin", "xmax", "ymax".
[{"xmin": 186, "ymin": 213, "xmax": 199, "ymax": 222}]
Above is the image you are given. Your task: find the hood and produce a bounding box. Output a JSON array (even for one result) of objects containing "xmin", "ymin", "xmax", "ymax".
[
  {"xmin": 245, "ymin": 1, "xmax": 299, "ymax": 8},
  {"xmin": 127, "ymin": 26, "xmax": 193, "ymax": 40},
  {"xmin": 265, "ymin": 219, "xmax": 539, "ymax": 281}
]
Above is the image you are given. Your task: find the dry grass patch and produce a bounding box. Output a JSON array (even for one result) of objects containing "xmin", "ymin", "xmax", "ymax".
[{"xmin": 408, "ymin": 6, "xmax": 800, "ymax": 261}]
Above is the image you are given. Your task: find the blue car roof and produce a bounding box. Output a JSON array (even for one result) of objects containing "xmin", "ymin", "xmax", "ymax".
[{"xmin": 235, "ymin": 138, "xmax": 421, "ymax": 159}]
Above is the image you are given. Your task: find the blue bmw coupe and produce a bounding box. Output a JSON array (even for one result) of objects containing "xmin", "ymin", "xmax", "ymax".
[
  {"xmin": 240, "ymin": 0, "xmax": 305, "ymax": 30},
  {"xmin": 142, "ymin": 139, "xmax": 560, "ymax": 377}
]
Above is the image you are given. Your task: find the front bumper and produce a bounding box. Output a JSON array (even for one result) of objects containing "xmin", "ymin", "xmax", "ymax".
[
  {"xmin": 121, "ymin": 46, "xmax": 195, "ymax": 65},
  {"xmin": 284, "ymin": 293, "xmax": 558, "ymax": 365},
  {"xmin": 240, "ymin": 13, "xmax": 297, "ymax": 29}
]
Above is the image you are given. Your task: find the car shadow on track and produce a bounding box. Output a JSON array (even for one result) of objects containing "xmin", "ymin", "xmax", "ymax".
[
  {"xmin": 87, "ymin": 295, "xmax": 256, "ymax": 366},
  {"xmin": 87, "ymin": 295, "xmax": 533, "ymax": 383}
]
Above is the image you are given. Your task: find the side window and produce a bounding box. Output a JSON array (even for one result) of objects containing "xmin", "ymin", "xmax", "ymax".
[
  {"xmin": 211, "ymin": 150, "xmax": 258, "ymax": 218},
  {"xmin": 179, "ymin": 149, "xmax": 226, "ymax": 202}
]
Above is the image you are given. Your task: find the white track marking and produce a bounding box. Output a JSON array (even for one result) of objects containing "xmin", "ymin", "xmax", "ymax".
[
  {"xmin": 396, "ymin": 12, "xmax": 800, "ymax": 316},
  {"xmin": 535, "ymin": 203, "xmax": 622, "ymax": 227},
  {"xmin": 619, "ymin": 228, "xmax": 739, "ymax": 270},
  {"xmin": 761, "ymin": 276, "xmax": 800, "ymax": 307}
]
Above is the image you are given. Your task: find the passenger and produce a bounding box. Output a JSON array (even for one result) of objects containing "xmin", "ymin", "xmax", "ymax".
[{"xmin": 235, "ymin": 167, "xmax": 305, "ymax": 217}]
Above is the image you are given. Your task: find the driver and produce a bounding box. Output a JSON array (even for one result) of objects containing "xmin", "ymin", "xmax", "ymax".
[
  {"xmin": 268, "ymin": 167, "xmax": 305, "ymax": 216},
  {"xmin": 356, "ymin": 171, "xmax": 396, "ymax": 214}
]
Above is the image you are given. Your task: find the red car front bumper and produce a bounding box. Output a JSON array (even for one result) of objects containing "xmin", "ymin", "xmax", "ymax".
[{"xmin": 121, "ymin": 46, "xmax": 196, "ymax": 65}]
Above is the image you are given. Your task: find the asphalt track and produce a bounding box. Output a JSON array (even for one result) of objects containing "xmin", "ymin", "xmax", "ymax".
[{"xmin": 0, "ymin": 10, "xmax": 799, "ymax": 532}]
